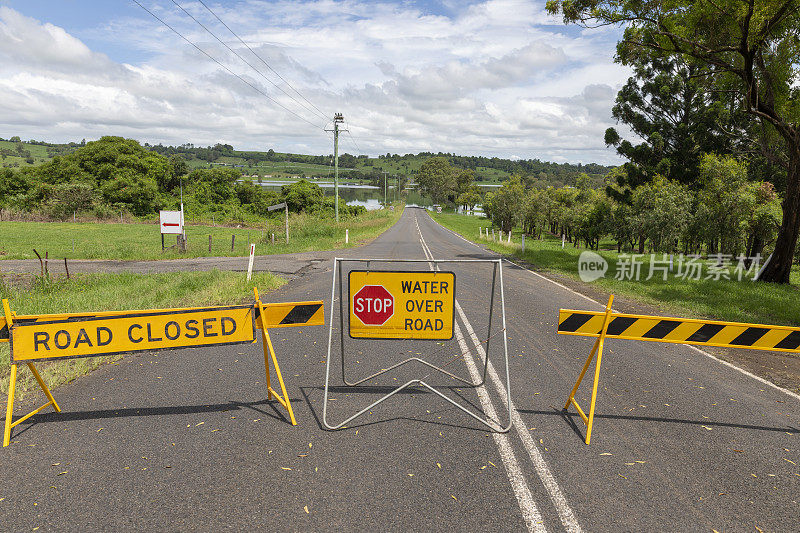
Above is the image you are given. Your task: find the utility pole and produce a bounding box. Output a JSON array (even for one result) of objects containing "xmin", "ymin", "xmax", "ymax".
[
  {"xmin": 325, "ymin": 113, "xmax": 346, "ymax": 222},
  {"xmin": 382, "ymin": 171, "xmax": 389, "ymax": 207}
]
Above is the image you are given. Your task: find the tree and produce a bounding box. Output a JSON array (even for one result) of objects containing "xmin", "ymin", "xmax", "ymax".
[
  {"xmin": 0, "ymin": 169, "xmax": 30, "ymax": 205},
  {"xmin": 547, "ymin": 0, "xmax": 800, "ymax": 282},
  {"xmin": 632, "ymin": 176, "xmax": 693, "ymax": 253},
  {"xmin": 456, "ymin": 188, "xmax": 482, "ymax": 213},
  {"xmin": 188, "ymin": 167, "xmax": 240, "ymax": 204},
  {"xmin": 100, "ymin": 168, "xmax": 160, "ymax": 216},
  {"xmin": 484, "ymin": 176, "xmax": 524, "ymax": 232},
  {"xmin": 47, "ymin": 182, "xmax": 96, "ymax": 219},
  {"xmin": 694, "ymin": 154, "xmax": 753, "ymax": 254},
  {"xmin": 604, "ymin": 56, "xmax": 732, "ymax": 195},
  {"xmin": 281, "ymin": 179, "xmax": 324, "ymax": 213},
  {"xmin": 416, "ymin": 157, "xmax": 456, "ymax": 204}
]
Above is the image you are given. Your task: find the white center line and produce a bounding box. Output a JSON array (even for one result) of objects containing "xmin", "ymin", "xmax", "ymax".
[
  {"xmin": 454, "ymin": 321, "xmax": 547, "ymax": 533},
  {"xmin": 415, "ymin": 211, "xmax": 582, "ymax": 532},
  {"xmin": 414, "ymin": 213, "xmax": 547, "ymax": 533},
  {"xmin": 456, "ymin": 301, "xmax": 582, "ymax": 533}
]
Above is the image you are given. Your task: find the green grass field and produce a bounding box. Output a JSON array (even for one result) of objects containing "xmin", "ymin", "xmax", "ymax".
[
  {"xmin": 0, "ymin": 270, "xmax": 285, "ymax": 397},
  {"xmin": 431, "ymin": 211, "xmax": 800, "ymax": 327},
  {"xmin": 0, "ymin": 206, "xmax": 404, "ymax": 261},
  {"xmin": 0, "ymin": 140, "xmax": 52, "ymax": 168}
]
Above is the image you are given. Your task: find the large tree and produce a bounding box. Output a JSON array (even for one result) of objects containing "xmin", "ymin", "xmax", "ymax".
[
  {"xmin": 415, "ymin": 157, "xmax": 457, "ymax": 204},
  {"xmin": 604, "ymin": 56, "xmax": 733, "ymax": 197},
  {"xmin": 547, "ymin": 0, "xmax": 800, "ymax": 283}
]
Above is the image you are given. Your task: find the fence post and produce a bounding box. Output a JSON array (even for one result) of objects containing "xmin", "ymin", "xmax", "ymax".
[
  {"xmin": 522, "ymin": 234, "xmax": 525, "ymax": 253},
  {"xmin": 208, "ymin": 235, "xmax": 212, "ymax": 253},
  {"xmin": 231, "ymin": 234, "xmax": 235, "ymax": 252}
]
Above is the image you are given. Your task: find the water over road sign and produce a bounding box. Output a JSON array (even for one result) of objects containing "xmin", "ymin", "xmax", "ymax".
[{"xmin": 348, "ymin": 270, "xmax": 455, "ymax": 339}]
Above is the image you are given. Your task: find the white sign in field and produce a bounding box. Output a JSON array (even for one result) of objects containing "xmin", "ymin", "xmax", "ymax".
[{"xmin": 159, "ymin": 210, "xmax": 184, "ymax": 234}]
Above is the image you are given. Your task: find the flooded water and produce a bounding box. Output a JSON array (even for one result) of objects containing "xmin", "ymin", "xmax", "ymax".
[
  {"xmin": 255, "ymin": 180, "xmax": 433, "ymax": 211},
  {"xmin": 252, "ymin": 179, "xmax": 494, "ymax": 211}
]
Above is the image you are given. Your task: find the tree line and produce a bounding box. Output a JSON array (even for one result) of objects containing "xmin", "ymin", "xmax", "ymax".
[
  {"xmin": 0, "ymin": 136, "xmax": 365, "ymax": 221},
  {"xmin": 484, "ymin": 154, "xmax": 783, "ymax": 264}
]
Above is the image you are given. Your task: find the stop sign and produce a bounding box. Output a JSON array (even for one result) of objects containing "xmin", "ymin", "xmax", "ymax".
[{"xmin": 352, "ymin": 285, "xmax": 394, "ymax": 325}]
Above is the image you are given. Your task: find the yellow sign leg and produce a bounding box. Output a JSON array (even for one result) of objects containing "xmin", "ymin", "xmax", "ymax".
[
  {"xmin": 563, "ymin": 295, "xmax": 614, "ymax": 445},
  {"xmin": 585, "ymin": 330, "xmax": 607, "ymax": 445},
  {"xmin": 27, "ymin": 363, "xmax": 61, "ymax": 413},
  {"xmin": 564, "ymin": 336, "xmax": 600, "ymax": 411},
  {"xmin": 254, "ymin": 288, "xmax": 272, "ymax": 399},
  {"xmin": 3, "ymin": 299, "xmax": 62, "ymax": 447},
  {"xmin": 3, "ymin": 364, "xmax": 18, "ymax": 447},
  {"xmin": 264, "ymin": 330, "xmax": 297, "ymax": 426},
  {"xmin": 253, "ymin": 288, "xmax": 296, "ymax": 426}
]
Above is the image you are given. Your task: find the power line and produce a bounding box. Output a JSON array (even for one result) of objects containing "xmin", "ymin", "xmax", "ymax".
[
  {"xmin": 196, "ymin": 0, "xmax": 330, "ymax": 123},
  {"xmin": 169, "ymin": 0, "xmax": 326, "ymax": 126},
  {"xmin": 344, "ymin": 119, "xmax": 362, "ymax": 154},
  {"xmin": 131, "ymin": 0, "xmax": 324, "ymax": 131}
]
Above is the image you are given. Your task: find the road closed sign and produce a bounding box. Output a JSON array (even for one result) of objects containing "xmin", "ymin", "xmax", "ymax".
[
  {"xmin": 9, "ymin": 305, "xmax": 255, "ymax": 363},
  {"xmin": 348, "ymin": 270, "xmax": 455, "ymax": 339}
]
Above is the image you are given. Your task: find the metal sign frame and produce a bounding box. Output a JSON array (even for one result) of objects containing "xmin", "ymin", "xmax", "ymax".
[{"xmin": 323, "ymin": 257, "xmax": 512, "ymax": 433}]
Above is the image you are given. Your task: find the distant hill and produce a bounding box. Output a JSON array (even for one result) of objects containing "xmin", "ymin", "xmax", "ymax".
[{"xmin": 1, "ymin": 136, "xmax": 615, "ymax": 189}]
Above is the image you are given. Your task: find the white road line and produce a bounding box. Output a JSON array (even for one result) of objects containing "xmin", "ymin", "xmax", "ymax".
[
  {"xmin": 454, "ymin": 321, "xmax": 547, "ymax": 533},
  {"xmin": 416, "ymin": 212, "xmax": 584, "ymax": 532},
  {"xmin": 456, "ymin": 302, "xmax": 582, "ymax": 533},
  {"xmin": 415, "ymin": 213, "xmax": 547, "ymax": 533},
  {"xmin": 426, "ymin": 212, "xmax": 800, "ymax": 403}
]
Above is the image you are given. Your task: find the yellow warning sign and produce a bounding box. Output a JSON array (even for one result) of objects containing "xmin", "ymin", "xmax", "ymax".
[
  {"xmin": 348, "ymin": 270, "xmax": 455, "ymax": 339},
  {"xmin": 10, "ymin": 305, "xmax": 255, "ymax": 363}
]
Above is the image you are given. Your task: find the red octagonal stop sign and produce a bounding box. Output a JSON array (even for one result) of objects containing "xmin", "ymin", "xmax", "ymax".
[{"xmin": 352, "ymin": 285, "xmax": 394, "ymax": 326}]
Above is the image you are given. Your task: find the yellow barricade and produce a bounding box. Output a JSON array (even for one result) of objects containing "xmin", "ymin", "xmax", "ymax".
[
  {"xmin": 2, "ymin": 294, "xmax": 324, "ymax": 447},
  {"xmin": 557, "ymin": 296, "xmax": 800, "ymax": 445}
]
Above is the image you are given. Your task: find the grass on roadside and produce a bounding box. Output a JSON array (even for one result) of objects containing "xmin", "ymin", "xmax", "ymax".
[
  {"xmin": 0, "ymin": 205, "xmax": 404, "ymax": 261},
  {"xmin": 0, "ymin": 270, "xmax": 285, "ymax": 397},
  {"xmin": 431, "ymin": 211, "xmax": 800, "ymax": 328}
]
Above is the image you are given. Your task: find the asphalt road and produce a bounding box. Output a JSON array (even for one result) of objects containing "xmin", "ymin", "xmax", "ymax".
[{"xmin": 2, "ymin": 207, "xmax": 798, "ymax": 532}]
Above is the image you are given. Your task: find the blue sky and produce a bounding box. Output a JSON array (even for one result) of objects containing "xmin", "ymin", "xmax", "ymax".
[{"xmin": 0, "ymin": 1, "xmax": 630, "ymax": 163}]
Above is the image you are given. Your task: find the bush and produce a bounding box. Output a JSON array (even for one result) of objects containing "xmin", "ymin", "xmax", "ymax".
[
  {"xmin": 46, "ymin": 182, "xmax": 96, "ymax": 220},
  {"xmin": 282, "ymin": 179, "xmax": 324, "ymax": 213}
]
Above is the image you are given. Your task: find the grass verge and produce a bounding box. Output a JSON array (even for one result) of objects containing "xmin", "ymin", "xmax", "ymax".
[
  {"xmin": 0, "ymin": 270, "xmax": 285, "ymax": 397},
  {"xmin": 431, "ymin": 211, "xmax": 800, "ymax": 328},
  {"xmin": 0, "ymin": 204, "xmax": 404, "ymax": 261}
]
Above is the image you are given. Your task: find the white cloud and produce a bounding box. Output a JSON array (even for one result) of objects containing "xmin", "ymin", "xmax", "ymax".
[{"xmin": 0, "ymin": 1, "xmax": 631, "ymax": 164}]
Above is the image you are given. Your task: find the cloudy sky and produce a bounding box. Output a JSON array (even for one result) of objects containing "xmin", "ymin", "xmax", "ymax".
[{"xmin": 0, "ymin": 0, "xmax": 631, "ymax": 164}]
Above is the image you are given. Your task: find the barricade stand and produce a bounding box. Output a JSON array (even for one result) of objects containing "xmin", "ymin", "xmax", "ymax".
[
  {"xmin": 323, "ymin": 257, "xmax": 512, "ymax": 433},
  {"xmin": 562, "ymin": 295, "xmax": 614, "ymax": 445},
  {"xmin": 3, "ymin": 299, "xmax": 62, "ymax": 448},
  {"xmin": 2, "ymin": 294, "xmax": 323, "ymax": 445},
  {"xmin": 558, "ymin": 295, "xmax": 800, "ymax": 444},
  {"xmin": 253, "ymin": 288, "xmax": 296, "ymax": 426}
]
